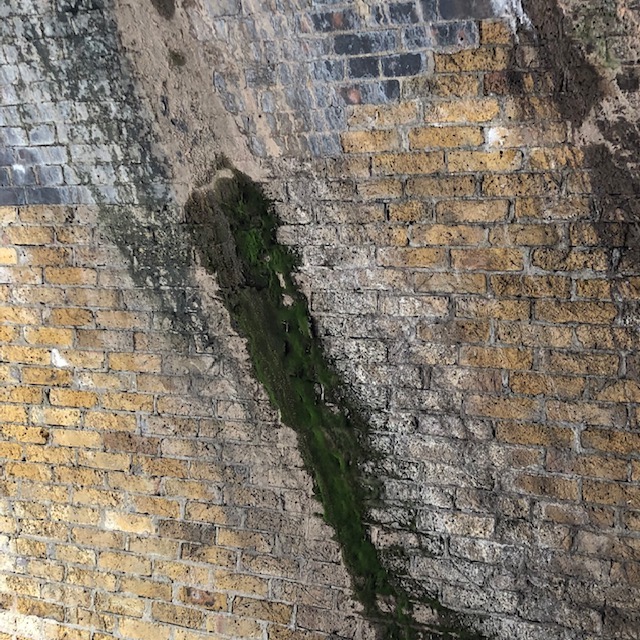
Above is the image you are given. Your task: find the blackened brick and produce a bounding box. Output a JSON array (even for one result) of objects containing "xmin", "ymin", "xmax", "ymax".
[
  {"xmin": 25, "ymin": 187, "xmax": 65, "ymax": 205},
  {"xmin": 382, "ymin": 53, "xmax": 423, "ymax": 77},
  {"xmin": 0, "ymin": 168, "xmax": 10, "ymax": 186},
  {"xmin": 349, "ymin": 56, "xmax": 380, "ymax": 79},
  {"xmin": 438, "ymin": 0, "xmax": 495, "ymax": 20},
  {"xmin": 403, "ymin": 26, "xmax": 433, "ymax": 50},
  {"xmin": 334, "ymin": 31, "xmax": 396, "ymax": 55},
  {"xmin": 358, "ymin": 80, "xmax": 401, "ymax": 104},
  {"xmin": 311, "ymin": 10, "xmax": 358, "ymax": 32},
  {"xmin": 390, "ymin": 2, "xmax": 421, "ymax": 23},
  {"xmin": 431, "ymin": 21, "xmax": 479, "ymax": 49}
]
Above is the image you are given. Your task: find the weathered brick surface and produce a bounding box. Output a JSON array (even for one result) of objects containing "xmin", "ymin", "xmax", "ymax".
[{"xmin": 2, "ymin": 0, "xmax": 640, "ymax": 638}]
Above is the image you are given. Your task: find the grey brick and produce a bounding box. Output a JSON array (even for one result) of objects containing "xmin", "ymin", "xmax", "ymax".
[
  {"xmin": 431, "ymin": 20, "xmax": 479, "ymax": 49},
  {"xmin": 0, "ymin": 127, "xmax": 28, "ymax": 146},
  {"xmin": 0, "ymin": 149, "xmax": 15, "ymax": 166},
  {"xmin": 35, "ymin": 165, "xmax": 64, "ymax": 185},
  {"xmin": 310, "ymin": 10, "xmax": 359, "ymax": 32},
  {"xmin": 245, "ymin": 64, "xmax": 276, "ymax": 88},
  {"xmin": 334, "ymin": 31, "xmax": 397, "ymax": 56},
  {"xmin": 0, "ymin": 168, "xmax": 11, "ymax": 186},
  {"xmin": 11, "ymin": 166, "xmax": 37, "ymax": 186},
  {"xmin": 28, "ymin": 124, "xmax": 56, "ymax": 145},
  {"xmin": 438, "ymin": 0, "xmax": 495, "ymax": 20},
  {"xmin": 0, "ymin": 106, "xmax": 22, "ymax": 127},
  {"xmin": 311, "ymin": 59, "xmax": 345, "ymax": 82},
  {"xmin": 421, "ymin": 0, "xmax": 439, "ymax": 20},
  {"xmin": 25, "ymin": 186, "xmax": 66, "ymax": 205},
  {"xmin": 205, "ymin": 0, "xmax": 240, "ymax": 18},
  {"xmin": 382, "ymin": 53, "xmax": 424, "ymax": 77},
  {"xmin": 0, "ymin": 65, "xmax": 18, "ymax": 85},
  {"xmin": 403, "ymin": 26, "xmax": 434, "ymax": 50},
  {"xmin": 0, "ymin": 187, "xmax": 26, "ymax": 205}
]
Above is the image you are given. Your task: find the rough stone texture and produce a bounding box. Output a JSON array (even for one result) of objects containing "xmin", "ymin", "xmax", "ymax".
[{"xmin": 0, "ymin": 0, "xmax": 640, "ymax": 639}]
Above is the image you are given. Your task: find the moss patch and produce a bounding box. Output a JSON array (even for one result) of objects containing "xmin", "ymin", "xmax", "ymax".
[{"xmin": 185, "ymin": 165, "xmax": 484, "ymax": 640}]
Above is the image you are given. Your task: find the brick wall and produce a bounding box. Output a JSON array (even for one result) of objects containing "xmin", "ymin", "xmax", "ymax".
[{"xmin": 1, "ymin": 0, "xmax": 640, "ymax": 638}]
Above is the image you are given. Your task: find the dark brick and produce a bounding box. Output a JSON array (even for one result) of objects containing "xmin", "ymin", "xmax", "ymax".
[
  {"xmin": 0, "ymin": 187, "xmax": 25, "ymax": 205},
  {"xmin": 25, "ymin": 187, "xmax": 65, "ymax": 205},
  {"xmin": 431, "ymin": 20, "xmax": 478, "ymax": 49},
  {"xmin": 349, "ymin": 56, "xmax": 380, "ymax": 79},
  {"xmin": 0, "ymin": 168, "xmax": 10, "ymax": 186},
  {"xmin": 311, "ymin": 10, "xmax": 358, "ymax": 32},
  {"xmin": 334, "ymin": 31, "xmax": 396, "ymax": 55},
  {"xmin": 438, "ymin": 0, "xmax": 495, "ymax": 20},
  {"xmin": 421, "ymin": 0, "xmax": 439, "ymax": 20},
  {"xmin": 311, "ymin": 59, "xmax": 345, "ymax": 82},
  {"xmin": 382, "ymin": 53, "xmax": 423, "ymax": 77},
  {"xmin": 390, "ymin": 2, "xmax": 421, "ymax": 23}
]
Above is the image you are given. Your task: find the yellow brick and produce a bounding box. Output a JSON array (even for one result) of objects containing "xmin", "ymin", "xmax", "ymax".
[
  {"xmin": 0, "ymin": 385, "xmax": 42, "ymax": 403},
  {"xmin": 481, "ymin": 20, "xmax": 512, "ymax": 44},
  {"xmin": 377, "ymin": 247, "xmax": 446, "ymax": 268},
  {"xmin": 411, "ymin": 224, "xmax": 485, "ymax": 246},
  {"xmin": 0, "ymin": 325, "xmax": 18, "ymax": 342},
  {"xmin": 435, "ymin": 47, "xmax": 509, "ymax": 72},
  {"xmin": 388, "ymin": 201, "xmax": 429, "ymax": 222},
  {"xmin": 132, "ymin": 496, "xmax": 180, "ymax": 518},
  {"xmin": 17, "ymin": 596, "xmax": 64, "ymax": 622},
  {"xmin": 118, "ymin": 620, "xmax": 171, "ymax": 640},
  {"xmin": 76, "ymin": 371, "xmax": 129, "ymax": 390},
  {"xmin": 456, "ymin": 298, "xmax": 529, "ymax": 320},
  {"xmin": 485, "ymin": 124, "xmax": 566, "ymax": 147},
  {"xmin": 50, "ymin": 428, "xmax": 102, "ymax": 448},
  {"xmin": 21, "ymin": 246, "xmax": 72, "ymax": 266},
  {"xmin": 2, "ymin": 424, "xmax": 49, "ymax": 443},
  {"xmin": 0, "ymin": 441, "xmax": 23, "ymax": 459},
  {"xmin": 49, "ymin": 308, "xmax": 93, "ymax": 327},
  {"xmin": 406, "ymin": 175, "xmax": 476, "ymax": 197},
  {"xmin": 206, "ymin": 614, "xmax": 262, "ymax": 638},
  {"xmin": 409, "ymin": 126, "xmax": 483, "ymax": 149},
  {"xmin": 348, "ymin": 101, "xmax": 419, "ymax": 128},
  {"xmin": 535, "ymin": 301, "xmax": 617, "ymax": 325},
  {"xmin": 583, "ymin": 481, "xmax": 640, "ymax": 507},
  {"xmin": 425, "ymin": 98, "xmax": 500, "ymax": 123},
  {"xmin": 483, "ymin": 173, "xmax": 560, "ymax": 197},
  {"xmin": 85, "ymin": 412, "xmax": 137, "ymax": 432},
  {"xmin": 448, "ymin": 149, "xmax": 523, "ymax": 172},
  {"xmin": 436, "ymin": 199, "xmax": 509, "ymax": 223},
  {"xmin": 0, "ymin": 206, "xmax": 17, "ymax": 224},
  {"xmin": 4, "ymin": 226, "xmax": 54, "ymax": 245},
  {"xmin": 104, "ymin": 511, "xmax": 154, "ymax": 535},
  {"xmin": 514, "ymin": 473, "xmax": 579, "ymax": 501},
  {"xmin": 78, "ymin": 450, "xmax": 130, "ymax": 471},
  {"xmin": 490, "ymin": 223, "xmax": 560, "ymax": 246},
  {"xmin": 232, "ymin": 597, "xmax": 293, "ymax": 624},
  {"xmin": 95, "ymin": 311, "xmax": 149, "ymax": 330},
  {"xmin": 6, "ymin": 461, "xmax": 52, "ymax": 481},
  {"xmin": 545, "ymin": 351, "xmax": 618, "ymax": 376},
  {"xmin": 185, "ymin": 502, "xmax": 231, "ymax": 523},
  {"xmin": 24, "ymin": 444, "xmax": 73, "ymax": 464},
  {"xmin": 102, "ymin": 392, "xmax": 153, "ymax": 412},
  {"xmin": 51, "ymin": 503, "xmax": 101, "ymax": 525},
  {"xmin": 179, "ymin": 586, "xmax": 227, "ymax": 611},
  {"xmin": 71, "ymin": 526, "xmax": 124, "ymax": 549},
  {"xmin": 0, "ymin": 306, "xmax": 42, "ymax": 325},
  {"xmin": 529, "ymin": 147, "xmax": 583, "ymax": 170},
  {"xmin": 466, "ymin": 394, "xmax": 540, "ymax": 421},
  {"xmin": 49, "ymin": 389, "xmax": 97, "ymax": 408},
  {"xmin": 120, "ymin": 576, "xmax": 172, "ymax": 600},
  {"xmin": 595, "ymin": 380, "xmax": 640, "ymax": 403},
  {"xmin": 44, "ymin": 267, "xmax": 97, "ymax": 286},
  {"xmin": 546, "ymin": 450, "xmax": 628, "ymax": 481},
  {"xmin": 0, "ymin": 248, "xmax": 17, "ymax": 265},
  {"xmin": 415, "ymin": 272, "xmax": 486, "ymax": 294},
  {"xmin": 23, "ymin": 327, "xmax": 74, "ymax": 347},
  {"xmin": 16, "ymin": 538, "xmax": 48, "ymax": 558},
  {"xmin": 372, "ymin": 152, "xmax": 444, "ymax": 175},
  {"xmin": 56, "ymin": 349, "xmax": 104, "ymax": 369},
  {"xmin": 33, "ymin": 406, "xmax": 81, "ymax": 427},
  {"xmin": 460, "ymin": 346, "xmax": 533, "ymax": 369},
  {"xmin": 495, "ymin": 422, "xmax": 573, "ymax": 447},
  {"xmin": 108, "ymin": 352, "xmax": 161, "ymax": 373},
  {"xmin": 340, "ymin": 129, "xmax": 400, "ymax": 153},
  {"xmin": 94, "ymin": 592, "xmax": 145, "ymax": 617},
  {"xmin": 451, "ymin": 248, "xmax": 523, "ymax": 271},
  {"xmin": 152, "ymin": 602, "xmax": 205, "ymax": 628},
  {"xmin": 98, "ymin": 551, "xmax": 152, "ymax": 575},
  {"xmin": 581, "ymin": 428, "xmax": 640, "ymax": 455},
  {"xmin": 0, "ymin": 404, "xmax": 28, "ymax": 423},
  {"xmin": 509, "ymin": 372, "xmax": 584, "ymax": 399},
  {"xmin": 531, "ymin": 248, "xmax": 608, "ymax": 272},
  {"xmin": 67, "ymin": 288, "xmax": 119, "ymax": 308},
  {"xmin": 575, "ymin": 279, "xmax": 611, "ymax": 299},
  {"xmin": 356, "ymin": 179, "xmax": 403, "ymax": 199},
  {"xmin": 0, "ymin": 345, "xmax": 52, "ymax": 365},
  {"xmin": 427, "ymin": 74, "xmax": 479, "ymax": 97},
  {"xmin": 491, "ymin": 274, "xmax": 570, "ymax": 298}
]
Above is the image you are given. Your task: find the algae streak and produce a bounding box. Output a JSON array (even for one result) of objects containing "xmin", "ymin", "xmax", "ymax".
[{"xmin": 185, "ymin": 168, "xmax": 482, "ymax": 640}]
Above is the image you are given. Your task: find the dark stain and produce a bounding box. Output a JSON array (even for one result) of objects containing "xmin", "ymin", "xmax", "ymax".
[
  {"xmin": 150, "ymin": 0, "xmax": 175, "ymax": 20},
  {"xmin": 519, "ymin": 0, "xmax": 640, "ymax": 271}
]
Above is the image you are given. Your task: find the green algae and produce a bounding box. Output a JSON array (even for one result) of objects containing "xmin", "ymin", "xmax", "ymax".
[{"xmin": 185, "ymin": 165, "xmax": 484, "ymax": 640}]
